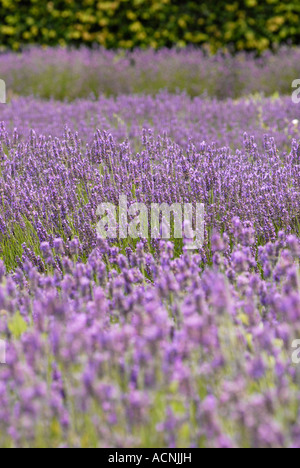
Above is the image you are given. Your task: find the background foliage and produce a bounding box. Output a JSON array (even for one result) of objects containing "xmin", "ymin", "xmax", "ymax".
[{"xmin": 1, "ymin": 0, "xmax": 300, "ymax": 52}]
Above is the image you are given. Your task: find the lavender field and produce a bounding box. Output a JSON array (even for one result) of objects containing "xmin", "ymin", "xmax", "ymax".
[{"xmin": 0, "ymin": 47, "xmax": 300, "ymax": 448}]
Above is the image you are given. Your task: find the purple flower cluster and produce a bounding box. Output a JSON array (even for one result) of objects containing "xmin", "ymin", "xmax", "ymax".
[
  {"xmin": 1, "ymin": 92, "xmax": 299, "ymax": 152},
  {"xmin": 1, "ymin": 46, "xmax": 300, "ymax": 100},
  {"xmin": 0, "ymin": 49, "xmax": 300, "ymax": 446},
  {"xmin": 0, "ymin": 228, "xmax": 299, "ymax": 447},
  {"xmin": 0, "ymin": 122, "xmax": 299, "ymax": 270},
  {"xmin": 0, "ymin": 115, "xmax": 299, "ymax": 447}
]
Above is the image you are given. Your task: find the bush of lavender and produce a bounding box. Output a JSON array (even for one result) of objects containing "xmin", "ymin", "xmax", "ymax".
[
  {"xmin": 2, "ymin": 46, "xmax": 300, "ymax": 101},
  {"xmin": 1, "ymin": 92, "xmax": 300, "ymax": 153},
  {"xmin": 1, "ymin": 44, "xmax": 300, "ymax": 448},
  {"xmin": 0, "ymin": 110, "xmax": 299, "ymax": 447}
]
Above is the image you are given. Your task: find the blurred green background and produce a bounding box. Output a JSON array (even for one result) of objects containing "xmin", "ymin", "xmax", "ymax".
[{"xmin": 0, "ymin": 0, "xmax": 300, "ymax": 52}]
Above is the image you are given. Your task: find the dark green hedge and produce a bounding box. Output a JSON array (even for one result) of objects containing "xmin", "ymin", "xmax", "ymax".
[{"xmin": 1, "ymin": 0, "xmax": 300, "ymax": 52}]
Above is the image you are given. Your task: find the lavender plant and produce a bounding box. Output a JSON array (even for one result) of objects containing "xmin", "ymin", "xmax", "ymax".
[
  {"xmin": 1, "ymin": 46, "xmax": 300, "ymax": 101},
  {"xmin": 0, "ymin": 225, "xmax": 300, "ymax": 447},
  {"xmin": 0, "ymin": 92, "xmax": 300, "ymax": 152},
  {"xmin": 0, "ymin": 47, "xmax": 300, "ymax": 448},
  {"xmin": 0, "ymin": 118, "xmax": 298, "ymax": 447}
]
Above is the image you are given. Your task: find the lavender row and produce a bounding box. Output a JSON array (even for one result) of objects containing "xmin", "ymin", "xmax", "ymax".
[
  {"xmin": 0, "ymin": 227, "xmax": 300, "ymax": 447},
  {"xmin": 0, "ymin": 90, "xmax": 299, "ymax": 447},
  {"xmin": 0, "ymin": 93, "xmax": 300, "ymax": 152},
  {"xmin": 1, "ymin": 46, "xmax": 300, "ymax": 100},
  {"xmin": 0, "ymin": 116, "xmax": 299, "ymax": 270}
]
